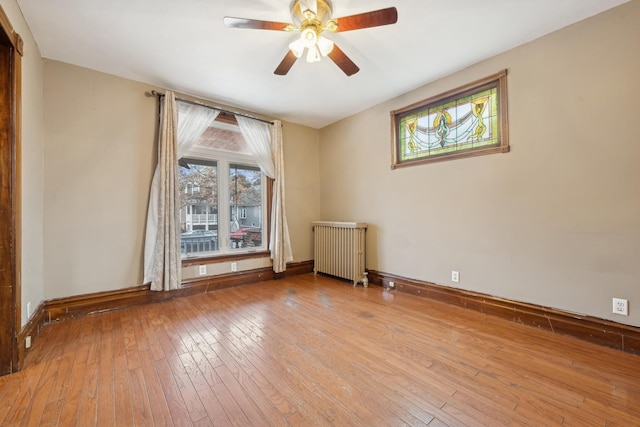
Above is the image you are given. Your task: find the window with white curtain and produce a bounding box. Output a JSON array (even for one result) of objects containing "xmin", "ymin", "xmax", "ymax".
[{"xmin": 179, "ymin": 116, "xmax": 266, "ymax": 258}]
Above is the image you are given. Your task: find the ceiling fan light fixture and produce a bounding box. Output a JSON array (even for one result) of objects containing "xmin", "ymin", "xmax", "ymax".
[
  {"xmin": 300, "ymin": 27, "xmax": 317, "ymax": 48},
  {"xmin": 306, "ymin": 45, "xmax": 321, "ymax": 63},
  {"xmin": 317, "ymin": 35, "xmax": 334, "ymax": 56},
  {"xmin": 288, "ymin": 38, "xmax": 306, "ymax": 58}
]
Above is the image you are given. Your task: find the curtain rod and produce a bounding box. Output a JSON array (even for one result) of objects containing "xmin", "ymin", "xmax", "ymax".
[{"xmin": 149, "ymin": 90, "xmax": 274, "ymax": 125}]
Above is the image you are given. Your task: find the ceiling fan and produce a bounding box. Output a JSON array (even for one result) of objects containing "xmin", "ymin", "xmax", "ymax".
[{"xmin": 223, "ymin": 0, "xmax": 398, "ymax": 76}]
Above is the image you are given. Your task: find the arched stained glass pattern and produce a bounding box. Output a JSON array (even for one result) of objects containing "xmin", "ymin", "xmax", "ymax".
[{"xmin": 392, "ymin": 70, "xmax": 509, "ymax": 168}]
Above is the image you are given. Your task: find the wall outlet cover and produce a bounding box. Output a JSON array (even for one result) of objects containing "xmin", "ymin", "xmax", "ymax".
[{"xmin": 612, "ymin": 298, "xmax": 628, "ymax": 316}]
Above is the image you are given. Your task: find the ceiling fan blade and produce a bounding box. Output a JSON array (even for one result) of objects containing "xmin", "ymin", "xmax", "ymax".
[
  {"xmin": 223, "ymin": 16, "xmax": 291, "ymax": 31},
  {"xmin": 327, "ymin": 44, "xmax": 359, "ymax": 76},
  {"xmin": 274, "ymin": 51, "xmax": 298, "ymax": 75},
  {"xmin": 333, "ymin": 7, "xmax": 398, "ymax": 32}
]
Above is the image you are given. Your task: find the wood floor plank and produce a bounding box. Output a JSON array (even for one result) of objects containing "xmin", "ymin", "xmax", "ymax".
[
  {"xmin": 1, "ymin": 360, "xmax": 47, "ymax": 425},
  {"xmin": 19, "ymin": 355, "xmax": 61, "ymax": 426},
  {"xmin": 218, "ymin": 334, "xmax": 299, "ymax": 419},
  {"xmin": 214, "ymin": 363, "xmax": 282, "ymax": 426},
  {"xmin": 74, "ymin": 361, "xmax": 99, "ymax": 426},
  {"xmin": 293, "ymin": 336, "xmax": 437, "ymax": 426},
  {"xmin": 193, "ymin": 341, "xmax": 225, "ymax": 382},
  {"xmin": 273, "ymin": 342, "xmax": 379, "ymax": 425},
  {"xmin": 164, "ymin": 350, "xmax": 209, "ymax": 423},
  {"xmin": 3, "ymin": 274, "xmax": 640, "ymax": 426},
  {"xmin": 210, "ymin": 381, "xmax": 253, "ymax": 427},
  {"xmin": 113, "ymin": 354, "xmax": 135, "ymax": 426},
  {"xmin": 203, "ymin": 304, "xmax": 300, "ymax": 418},
  {"xmin": 148, "ymin": 355, "xmax": 193, "ymax": 426},
  {"xmin": 0, "ymin": 374, "xmax": 24, "ymax": 424},
  {"xmin": 38, "ymin": 400, "xmax": 64, "ymax": 426},
  {"xmin": 144, "ymin": 305, "xmax": 171, "ymax": 362},
  {"xmin": 192, "ymin": 384, "xmax": 232, "ymax": 426},
  {"xmin": 44, "ymin": 353, "xmax": 74, "ymax": 407},
  {"xmin": 192, "ymin": 416, "xmax": 214, "ymax": 427},
  {"xmin": 120, "ymin": 308, "xmax": 142, "ymax": 371},
  {"xmin": 85, "ymin": 317, "xmax": 102, "ymax": 366},
  {"xmin": 95, "ymin": 329, "xmax": 116, "ymax": 426},
  {"xmin": 54, "ymin": 344, "xmax": 88, "ymax": 426},
  {"xmin": 214, "ymin": 324, "xmax": 334, "ymax": 425},
  {"xmin": 127, "ymin": 366, "xmax": 155, "ymax": 427},
  {"xmin": 137, "ymin": 349, "xmax": 174, "ymax": 426}
]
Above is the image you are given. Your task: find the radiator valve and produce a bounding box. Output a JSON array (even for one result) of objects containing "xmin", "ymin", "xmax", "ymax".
[{"xmin": 361, "ymin": 272, "xmax": 369, "ymax": 288}]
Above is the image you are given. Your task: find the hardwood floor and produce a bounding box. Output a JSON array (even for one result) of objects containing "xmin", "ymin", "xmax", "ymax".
[{"xmin": 1, "ymin": 274, "xmax": 639, "ymax": 426}]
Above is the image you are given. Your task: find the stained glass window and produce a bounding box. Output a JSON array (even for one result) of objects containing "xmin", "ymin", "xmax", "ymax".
[{"xmin": 391, "ymin": 70, "xmax": 509, "ymax": 168}]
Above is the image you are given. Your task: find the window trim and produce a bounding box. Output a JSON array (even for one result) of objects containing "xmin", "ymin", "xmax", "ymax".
[
  {"xmin": 181, "ymin": 177, "xmax": 272, "ymax": 266},
  {"xmin": 179, "ymin": 151, "xmax": 271, "ymax": 262},
  {"xmin": 181, "ymin": 248, "xmax": 271, "ymax": 267},
  {"xmin": 391, "ymin": 69, "xmax": 509, "ymax": 168}
]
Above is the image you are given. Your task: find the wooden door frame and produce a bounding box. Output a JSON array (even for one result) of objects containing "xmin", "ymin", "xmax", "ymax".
[{"xmin": 0, "ymin": 5, "xmax": 22, "ymax": 376}]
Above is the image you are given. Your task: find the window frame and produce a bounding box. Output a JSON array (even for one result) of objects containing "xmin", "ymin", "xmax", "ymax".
[
  {"xmin": 391, "ymin": 70, "xmax": 509, "ymax": 168},
  {"xmin": 179, "ymin": 129, "xmax": 272, "ymax": 264}
]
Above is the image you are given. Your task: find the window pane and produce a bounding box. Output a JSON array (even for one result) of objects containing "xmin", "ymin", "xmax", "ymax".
[
  {"xmin": 179, "ymin": 160, "xmax": 218, "ymax": 257},
  {"xmin": 229, "ymin": 164, "xmax": 262, "ymax": 250},
  {"xmin": 192, "ymin": 120, "xmax": 251, "ymax": 155}
]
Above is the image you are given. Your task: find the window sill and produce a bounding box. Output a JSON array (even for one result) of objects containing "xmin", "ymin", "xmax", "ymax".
[{"xmin": 181, "ymin": 250, "xmax": 270, "ymax": 267}]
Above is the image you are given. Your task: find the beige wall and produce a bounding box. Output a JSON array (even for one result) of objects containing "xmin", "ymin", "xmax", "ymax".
[
  {"xmin": 281, "ymin": 121, "xmax": 321, "ymax": 262},
  {"xmin": 43, "ymin": 60, "xmax": 320, "ymax": 298},
  {"xmin": 43, "ymin": 60, "xmax": 157, "ymax": 298},
  {"xmin": 1, "ymin": 0, "xmax": 45, "ymax": 327},
  {"xmin": 319, "ymin": 1, "xmax": 640, "ymax": 326}
]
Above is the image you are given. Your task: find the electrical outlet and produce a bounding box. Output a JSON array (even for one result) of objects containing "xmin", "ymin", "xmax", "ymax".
[
  {"xmin": 451, "ymin": 271, "xmax": 460, "ymax": 283},
  {"xmin": 231, "ymin": 262, "xmax": 237, "ymax": 272},
  {"xmin": 612, "ymin": 298, "xmax": 628, "ymax": 316},
  {"xmin": 25, "ymin": 336, "xmax": 31, "ymax": 349},
  {"xmin": 198, "ymin": 265, "xmax": 207, "ymax": 276},
  {"xmin": 388, "ymin": 281, "xmax": 395, "ymax": 289}
]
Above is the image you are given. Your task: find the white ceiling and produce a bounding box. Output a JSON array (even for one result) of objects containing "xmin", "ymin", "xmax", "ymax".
[{"xmin": 17, "ymin": 0, "xmax": 628, "ymax": 129}]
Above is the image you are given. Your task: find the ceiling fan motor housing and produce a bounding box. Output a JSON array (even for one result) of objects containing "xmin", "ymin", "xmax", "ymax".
[{"xmin": 290, "ymin": 0, "xmax": 333, "ymax": 28}]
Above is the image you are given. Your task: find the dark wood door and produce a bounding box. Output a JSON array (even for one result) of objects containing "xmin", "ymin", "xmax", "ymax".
[{"xmin": 0, "ymin": 8, "xmax": 20, "ymax": 376}]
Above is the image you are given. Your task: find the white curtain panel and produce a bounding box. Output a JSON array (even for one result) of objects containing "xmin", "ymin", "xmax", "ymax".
[
  {"xmin": 176, "ymin": 102, "xmax": 220, "ymax": 158},
  {"xmin": 236, "ymin": 115, "xmax": 275, "ymax": 178},
  {"xmin": 237, "ymin": 116, "xmax": 293, "ymax": 273},
  {"xmin": 143, "ymin": 94, "xmax": 219, "ymax": 290}
]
